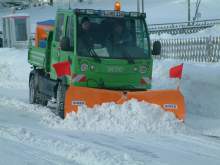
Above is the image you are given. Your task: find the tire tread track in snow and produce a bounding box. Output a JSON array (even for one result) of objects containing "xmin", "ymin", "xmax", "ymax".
[
  {"xmin": 0, "ymin": 136, "xmax": 74, "ymax": 165},
  {"xmin": 0, "ymin": 125, "xmax": 145, "ymax": 165}
]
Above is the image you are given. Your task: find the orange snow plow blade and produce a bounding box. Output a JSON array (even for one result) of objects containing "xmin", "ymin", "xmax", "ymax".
[{"xmin": 65, "ymin": 86, "xmax": 185, "ymax": 120}]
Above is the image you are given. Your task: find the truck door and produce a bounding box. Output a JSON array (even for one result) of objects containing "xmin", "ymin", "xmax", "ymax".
[
  {"xmin": 59, "ymin": 14, "xmax": 75, "ymax": 63},
  {"xmin": 50, "ymin": 13, "xmax": 65, "ymax": 79},
  {"xmin": 50, "ymin": 13, "xmax": 75, "ymax": 80}
]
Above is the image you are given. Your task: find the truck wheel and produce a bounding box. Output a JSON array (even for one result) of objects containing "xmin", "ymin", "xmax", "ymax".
[
  {"xmin": 56, "ymin": 82, "xmax": 67, "ymax": 119},
  {"xmin": 29, "ymin": 75, "xmax": 37, "ymax": 104},
  {"xmin": 39, "ymin": 95, "xmax": 48, "ymax": 106},
  {"xmin": 29, "ymin": 72, "xmax": 48, "ymax": 106}
]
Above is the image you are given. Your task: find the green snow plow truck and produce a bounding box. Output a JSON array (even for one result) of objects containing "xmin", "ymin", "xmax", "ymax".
[{"xmin": 28, "ymin": 6, "xmax": 185, "ymax": 120}]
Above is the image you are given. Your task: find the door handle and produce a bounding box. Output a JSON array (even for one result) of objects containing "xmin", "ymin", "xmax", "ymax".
[
  {"xmin": 57, "ymin": 47, "xmax": 61, "ymax": 57},
  {"xmin": 52, "ymin": 43, "xmax": 56, "ymax": 47},
  {"xmin": 57, "ymin": 47, "xmax": 61, "ymax": 51}
]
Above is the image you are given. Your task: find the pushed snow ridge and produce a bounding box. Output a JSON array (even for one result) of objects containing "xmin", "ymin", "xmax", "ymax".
[{"xmin": 44, "ymin": 99, "xmax": 185, "ymax": 135}]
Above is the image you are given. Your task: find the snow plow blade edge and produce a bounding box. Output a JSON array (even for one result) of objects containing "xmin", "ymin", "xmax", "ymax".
[{"xmin": 65, "ymin": 86, "xmax": 185, "ymax": 120}]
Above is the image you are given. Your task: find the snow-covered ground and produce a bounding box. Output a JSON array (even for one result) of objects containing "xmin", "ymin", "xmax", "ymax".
[
  {"xmin": 1, "ymin": 1, "xmax": 220, "ymax": 164},
  {"xmin": 0, "ymin": 47, "xmax": 220, "ymax": 165}
]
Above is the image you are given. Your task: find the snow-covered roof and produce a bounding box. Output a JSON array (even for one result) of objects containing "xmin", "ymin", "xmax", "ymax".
[
  {"xmin": 2, "ymin": 13, "xmax": 29, "ymax": 18},
  {"xmin": 37, "ymin": 20, "xmax": 55, "ymax": 26}
]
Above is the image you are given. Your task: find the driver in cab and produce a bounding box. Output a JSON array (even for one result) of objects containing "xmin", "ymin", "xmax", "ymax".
[
  {"xmin": 106, "ymin": 20, "xmax": 133, "ymax": 58},
  {"xmin": 78, "ymin": 17, "xmax": 95, "ymax": 55},
  {"xmin": 107, "ymin": 20, "xmax": 132, "ymax": 46}
]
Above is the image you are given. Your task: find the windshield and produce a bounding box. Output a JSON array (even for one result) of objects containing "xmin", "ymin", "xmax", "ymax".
[{"xmin": 77, "ymin": 16, "xmax": 150, "ymax": 60}]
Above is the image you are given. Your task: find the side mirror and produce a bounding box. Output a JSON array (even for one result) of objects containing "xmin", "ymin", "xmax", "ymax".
[
  {"xmin": 152, "ymin": 41, "xmax": 161, "ymax": 55},
  {"xmin": 60, "ymin": 37, "xmax": 71, "ymax": 51}
]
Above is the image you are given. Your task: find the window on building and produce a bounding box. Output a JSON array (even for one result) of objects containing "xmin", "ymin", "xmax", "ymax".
[{"xmin": 15, "ymin": 18, "xmax": 27, "ymax": 41}]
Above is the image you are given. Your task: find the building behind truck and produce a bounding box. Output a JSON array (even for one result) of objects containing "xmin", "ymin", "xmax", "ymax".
[{"xmin": 2, "ymin": 13, "xmax": 30, "ymax": 48}]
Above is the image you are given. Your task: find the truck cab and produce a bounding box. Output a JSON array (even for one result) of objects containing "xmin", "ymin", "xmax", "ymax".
[
  {"xmin": 28, "ymin": 8, "xmax": 161, "ymax": 118},
  {"xmin": 58, "ymin": 9, "xmax": 153, "ymax": 89}
]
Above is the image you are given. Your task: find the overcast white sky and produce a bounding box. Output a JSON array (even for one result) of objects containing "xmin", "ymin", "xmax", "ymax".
[
  {"xmin": 62, "ymin": 0, "xmax": 220, "ymax": 23},
  {"xmin": 1, "ymin": 0, "xmax": 219, "ymax": 24}
]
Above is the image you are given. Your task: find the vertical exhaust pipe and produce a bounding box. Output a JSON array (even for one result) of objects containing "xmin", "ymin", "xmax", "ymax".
[
  {"xmin": 188, "ymin": 0, "xmax": 191, "ymax": 25},
  {"xmin": 68, "ymin": 0, "xmax": 71, "ymax": 9},
  {"xmin": 137, "ymin": 0, "xmax": 144, "ymax": 13},
  {"xmin": 142, "ymin": 0, "xmax": 144, "ymax": 13},
  {"xmin": 137, "ymin": 0, "xmax": 140, "ymax": 12}
]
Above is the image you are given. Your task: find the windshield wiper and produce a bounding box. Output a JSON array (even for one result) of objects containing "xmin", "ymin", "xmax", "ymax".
[
  {"xmin": 122, "ymin": 54, "xmax": 134, "ymax": 64},
  {"xmin": 125, "ymin": 54, "xmax": 135, "ymax": 64},
  {"xmin": 88, "ymin": 48, "xmax": 101, "ymax": 63}
]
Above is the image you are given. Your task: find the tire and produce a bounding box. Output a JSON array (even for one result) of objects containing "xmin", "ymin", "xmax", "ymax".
[
  {"xmin": 39, "ymin": 95, "xmax": 48, "ymax": 106},
  {"xmin": 29, "ymin": 72, "xmax": 48, "ymax": 106},
  {"xmin": 56, "ymin": 82, "xmax": 67, "ymax": 119},
  {"xmin": 29, "ymin": 74, "xmax": 37, "ymax": 104},
  {"xmin": 0, "ymin": 38, "xmax": 2, "ymax": 48}
]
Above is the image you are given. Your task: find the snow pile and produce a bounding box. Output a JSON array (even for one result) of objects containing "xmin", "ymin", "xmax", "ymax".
[
  {"xmin": 43, "ymin": 99, "xmax": 185, "ymax": 134},
  {"xmin": 152, "ymin": 60, "xmax": 180, "ymax": 89},
  {"xmin": 153, "ymin": 59, "xmax": 220, "ymax": 136},
  {"xmin": 0, "ymin": 62, "xmax": 12, "ymax": 81},
  {"xmin": 0, "ymin": 96, "xmax": 49, "ymax": 115},
  {"xmin": 153, "ymin": 59, "xmax": 220, "ymax": 117},
  {"xmin": 0, "ymin": 48, "xmax": 30, "ymax": 89}
]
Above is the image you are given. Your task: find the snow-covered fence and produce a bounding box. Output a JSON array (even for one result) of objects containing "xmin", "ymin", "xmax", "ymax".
[
  {"xmin": 152, "ymin": 36, "xmax": 220, "ymax": 62},
  {"xmin": 148, "ymin": 19, "xmax": 220, "ymax": 35}
]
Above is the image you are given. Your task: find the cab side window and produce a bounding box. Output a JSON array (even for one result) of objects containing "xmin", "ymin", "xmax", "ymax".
[
  {"xmin": 65, "ymin": 16, "xmax": 74, "ymax": 51},
  {"xmin": 55, "ymin": 13, "xmax": 65, "ymax": 41}
]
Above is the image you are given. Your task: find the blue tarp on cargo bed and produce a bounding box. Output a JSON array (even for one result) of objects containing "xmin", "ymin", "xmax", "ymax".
[{"xmin": 37, "ymin": 20, "xmax": 55, "ymax": 26}]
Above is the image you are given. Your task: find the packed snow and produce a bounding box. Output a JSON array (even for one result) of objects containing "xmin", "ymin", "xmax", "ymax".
[
  {"xmin": 1, "ymin": 1, "xmax": 220, "ymax": 165},
  {"xmin": 44, "ymin": 99, "xmax": 184, "ymax": 134},
  {"xmin": 0, "ymin": 48, "xmax": 29, "ymax": 89},
  {"xmin": 1, "ymin": 46, "xmax": 220, "ymax": 164}
]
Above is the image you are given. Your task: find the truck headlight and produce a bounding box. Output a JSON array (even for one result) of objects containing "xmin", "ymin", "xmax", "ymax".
[
  {"xmin": 90, "ymin": 65, "xmax": 95, "ymax": 71},
  {"xmin": 139, "ymin": 66, "xmax": 147, "ymax": 74},
  {"xmin": 133, "ymin": 67, "xmax": 138, "ymax": 72},
  {"xmin": 81, "ymin": 64, "xmax": 88, "ymax": 72}
]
